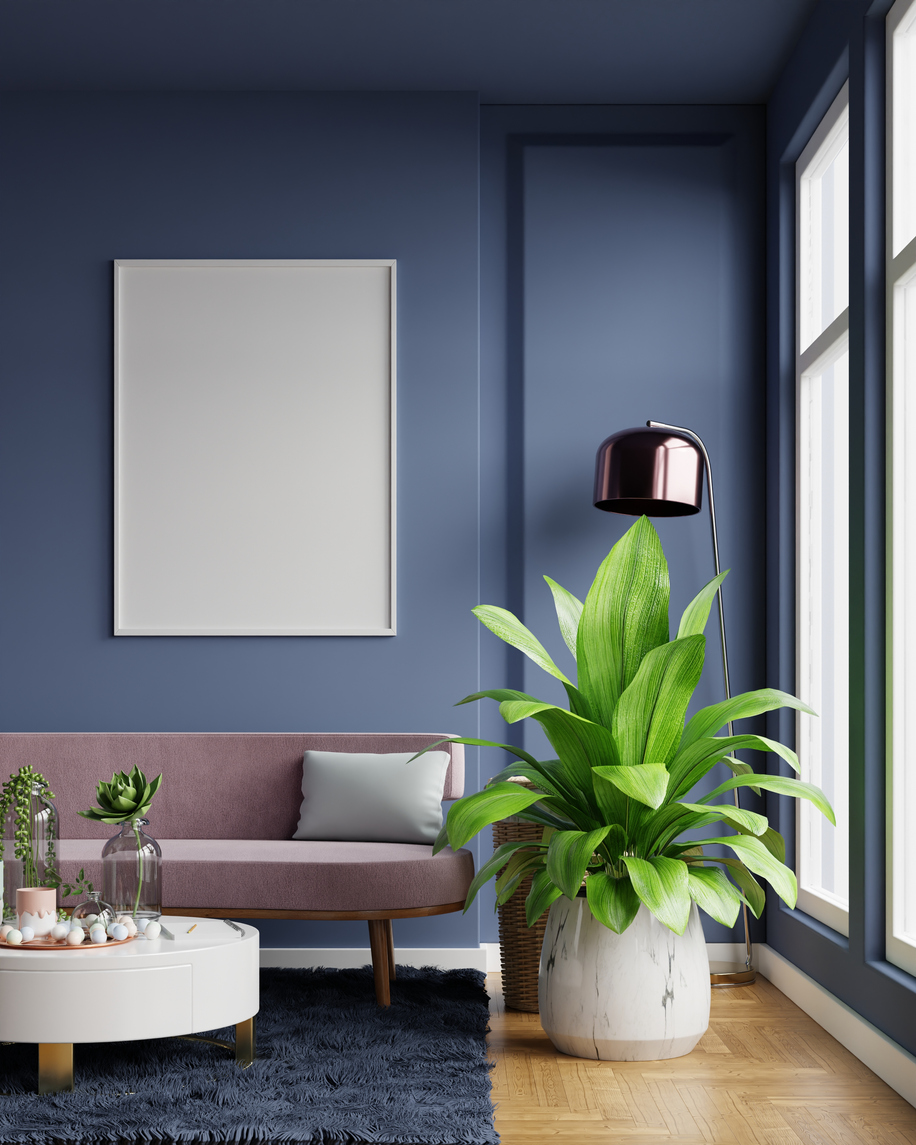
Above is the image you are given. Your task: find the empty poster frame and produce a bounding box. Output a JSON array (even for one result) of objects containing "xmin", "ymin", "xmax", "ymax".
[{"xmin": 114, "ymin": 259, "xmax": 396, "ymax": 636}]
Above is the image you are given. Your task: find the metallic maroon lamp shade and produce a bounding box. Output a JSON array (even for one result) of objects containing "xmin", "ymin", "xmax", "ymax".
[{"xmin": 593, "ymin": 426, "xmax": 704, "ymax": 516}]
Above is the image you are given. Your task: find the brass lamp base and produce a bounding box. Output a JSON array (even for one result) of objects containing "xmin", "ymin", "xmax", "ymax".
[{"xmin": 710, "ymin": 959, "xmax": 757, "ymax": 987}]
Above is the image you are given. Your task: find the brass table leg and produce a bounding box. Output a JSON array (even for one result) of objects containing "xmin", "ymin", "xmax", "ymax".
[
  {"xmin": 38, "ymin": 1043, "xmax": 73, "ymax": 1094},
  {"xmin": 235, "ymin": 1017, "xmax": 255, "ymax": 1064}
]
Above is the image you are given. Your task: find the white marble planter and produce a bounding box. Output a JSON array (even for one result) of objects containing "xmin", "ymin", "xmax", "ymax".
[{"xmin": 538, "ymin": 895, "xmax": 711, "ymax": 1060}]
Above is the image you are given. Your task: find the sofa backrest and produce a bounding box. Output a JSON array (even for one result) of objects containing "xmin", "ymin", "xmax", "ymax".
[{"xmin": 0, "ymin": 733, "xmax": 465, "ymax": 841}]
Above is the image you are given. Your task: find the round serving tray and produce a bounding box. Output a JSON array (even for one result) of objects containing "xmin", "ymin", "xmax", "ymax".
[{"xmin": 0, "ymin": 933, "xmax": 138, "ymax": 952}]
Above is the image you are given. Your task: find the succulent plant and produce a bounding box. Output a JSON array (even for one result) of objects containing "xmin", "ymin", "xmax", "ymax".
[
  {"xmin": 78, "ymin": 766, "xmax": 162, "ymax": 825},
  {"xmin": 79, "ymin": 766, "xmax": 163, "ymax": 919}
]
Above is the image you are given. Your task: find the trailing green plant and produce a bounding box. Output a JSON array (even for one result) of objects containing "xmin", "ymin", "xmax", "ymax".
[
  {"xmin": 422, "ymin": 516, "xmax": 833, "ymax": 936},
  {"xmin": 0, "ymin": 765, "xmax": 59, "ymax": 890},
  {"xmin": 79, "ymin": 766, "xmax": 162, "ymax": 918}
]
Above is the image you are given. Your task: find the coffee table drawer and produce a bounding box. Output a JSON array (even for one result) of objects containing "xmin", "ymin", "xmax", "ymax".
[{"xmin": 0, "ymin": 965, "xmax": 193, "ymax": 1043}]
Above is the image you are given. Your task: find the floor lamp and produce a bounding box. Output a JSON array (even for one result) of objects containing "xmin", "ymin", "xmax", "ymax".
[{"xmin": 592, "ymin": 419, "xmax": 756, "ymax": 987}]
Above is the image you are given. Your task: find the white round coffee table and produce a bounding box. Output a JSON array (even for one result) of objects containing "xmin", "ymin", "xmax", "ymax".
[{"xmin": 0, "ymin": 916, "xmax": 259, "ymax": 1093}]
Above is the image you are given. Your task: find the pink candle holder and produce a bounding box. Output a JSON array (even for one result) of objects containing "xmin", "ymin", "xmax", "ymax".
[{"xmin": 17, "ymin": 887, "xmax": 57, "ymax": 937}]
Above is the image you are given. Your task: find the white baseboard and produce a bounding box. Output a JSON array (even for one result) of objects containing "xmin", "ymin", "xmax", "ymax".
[
  {"xmin": 755, "ymin": 944, "xmax": 916, "ymax": 1109},
  {"xmin": 706, "ymin": 942, "xmax": 749, "ymax": 964},
  {"xmin": 259, "ymin": 942, "xmax": 741, "ymax": 974},
  {"xmin": 260, "ymin": 946, "xmax": 489, "ymax": 972}
]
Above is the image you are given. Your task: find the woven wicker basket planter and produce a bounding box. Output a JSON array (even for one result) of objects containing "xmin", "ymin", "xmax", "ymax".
[{"xmin": 492, "ymin": 815, "xmax": 548, "ymax": 1012}]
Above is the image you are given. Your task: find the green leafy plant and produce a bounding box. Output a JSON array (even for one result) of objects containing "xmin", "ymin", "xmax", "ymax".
[
  {"xmin": 45, "ymin": 866, "xmax": 95, "ymax": 901},
  {"xmin": 0, "ymin": 766, "xmax": 59, "ymax": 895},
  {"xmin": 79, "ymin": 766, "xmax": 162, "ymax": 917},
  {"xmin": 425, "ymin": 516, "xmax": 833, "ymax": 936},
  {"xmin": 79, "ymin": 767, "xmax": 162, "ymax": 825}
]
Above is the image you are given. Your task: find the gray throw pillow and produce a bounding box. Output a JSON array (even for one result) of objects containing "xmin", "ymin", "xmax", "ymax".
[{"xmin": 292, "ymin": 749, "xmax": 451, "ymax": 844}]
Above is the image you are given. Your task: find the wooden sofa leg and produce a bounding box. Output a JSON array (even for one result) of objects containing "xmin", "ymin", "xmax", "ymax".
[
  {"xmin": 385, "ymin": 918, "xmax": 395, "ymax": 981},
  {"xmin": 367, "ymin": 919, "xmax": 391, "ymax": 1006}
]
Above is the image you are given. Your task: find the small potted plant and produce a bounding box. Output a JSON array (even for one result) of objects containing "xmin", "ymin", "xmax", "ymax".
[
  {"xmin": 425, "ymin": 516, "xmax": 833, "ymax": 1060},
  {"xmin": 80, "ymin": 766, "xmax": 163, "ymax": 920},
  {"xmin": 0, "ymin": 765, "xmax": 60, "ymax": 923}
]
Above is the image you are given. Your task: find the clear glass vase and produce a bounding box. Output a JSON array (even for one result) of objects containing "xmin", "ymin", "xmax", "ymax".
[
  {"xmin": 70, "ymin": 889, "xmax": 115, "ymax": 932},
  {"xmin": 2, "ymin": 782, "xmax": 59, "ymax": 924},
  {"xmin": 102, "ymin": 819, "xmax": 162, "ymax": 920}
]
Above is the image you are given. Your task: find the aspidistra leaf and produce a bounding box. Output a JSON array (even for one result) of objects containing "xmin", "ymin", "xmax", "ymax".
[
  {"xmin": 681, "ymin": 689, "xmax": 816, "ymax": 749},
  {"xmin": 586, "ymin": 872, "xmax": 641, "ymax": 934},
  {"xmin": 525, "ymin": 869, "xmax": 564, "ymax": 926},
  {"xmin": 544, "ymin": 576, "xmax": 584, "ymax": 660},
  {"xmin": 676, "ymin": 571, "xmax": 729, "ymax": 639},
  {"xmin": 687, "ymin": 866, "xmax": 742, "ymax": 928},
  {"xmin": 409, "ymin": 734, "xmax": 551, "ymax": 774},
  {"xmin": 497, "ymin": 860, "xmax": 546, "ymax": 907},
  {"xmin": 473, "ymin": 605, "xmax": 573, "ymax": 686},
  {"xmin": 613, "ymin": 636, "xmax": 706, "ymax": 769},
  {"xmin": 700, "ymin": 835, "xmax": 797, "ymax": 908},
  {"xmin": 667, "ymin": 734, "xmax": 800, "ymax": 800},
  {"xmin": 462, "ymin": 839, "xmax": 547, "ymax": 911},
  {"xmin": 496, "ymin": 701, "xmax": 619, "ymax": 804},
  {"xmin": 445, "ymin": 783, "xmax": 547, "ymax": 850},
  {"xmin": 592, "ymin": 763, "xmax": 669, "ymax": 809},
  {"xmin": 431, "ymin": 821, "xmax": 450, "ymax": 855},
  {"xmin": 622, "ymin": 855, "xmax": 691, "ymax": 934},
  {"xmin": 546, "ymin": 827, "xmax": 611, "ymax": 900},
  {"xmin": 698, "ymin": 774, "xmax": 835, "ymax": 826},
  {"xmin": 676, "ymin": 801, "xmax": 768, "ymax": 837},
  {"xmin": 576, "ymin": 516, "xmax": 670, "ymax": 729},
  {"xmin": 690, "ymin": 855, "xmax": 766, "ymax": 918}
]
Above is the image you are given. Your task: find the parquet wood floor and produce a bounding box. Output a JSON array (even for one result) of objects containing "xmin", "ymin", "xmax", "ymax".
[{"xmin": 486, "ymin": 973, "xmax": 916, "ymax": 1145}]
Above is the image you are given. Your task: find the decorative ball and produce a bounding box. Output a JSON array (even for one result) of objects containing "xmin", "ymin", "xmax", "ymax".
[
  {"xmin": 18, "ymin": 927, "xmax": 34, "ymax": 942},
  {"xmin": 110, "ymin": 924, "xmax": 128, "ymax": 941},
  {"xmin": 6, "ymin": 930, "xmax": 22, "ymax": 945},
  {"xmin": 66, "ymin": 928, "xmax": 85, "ymax": 945},
  {"xmin": 51, "ymin": 923, "xmax": 70, "ymax": 941},
  {"xmin": 69, "ymin": 920, "xmax": 84, "ymax": 932},
  {"xmin": 85, "ymin": 914, "xmax": 98, "ymax": 926},
  {"xmin": 144, "ymin": 920, "xmax": 161, "ymax": 940},
  {"xmin": 135, "ymin": 918, "xmax": 149, "ymax": 933},
  {"xmin": 0, "ymin": 925, "xmax": 11, "ymax": 940},
  {"xmin": 90, "ymin": 928, "xmax": 107, "ymax": 944}
]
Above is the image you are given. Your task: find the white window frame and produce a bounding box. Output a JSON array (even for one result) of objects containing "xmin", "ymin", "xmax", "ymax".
[
  {"xmin": 887, "ymin": 0, "xmax": 916, "ymax": 978},
  {"xmin": 795, "ymin": 81, "xmax": 851, "ymax": 938}
]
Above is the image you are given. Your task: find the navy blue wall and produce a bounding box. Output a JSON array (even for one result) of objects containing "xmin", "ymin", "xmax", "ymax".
[
  {"xmin": 479, "ymin": 106, "xmax": 766, "ymax": 945},
  {"xmin": 765, "ymin": 0, "xmax": 916, "ymax": 1053},
  {"xmin": 0, "ymin": 91, "xmax": 770, "ymax": 954},
  {"xmin": 0, "ymin": 92, "xmax": 483, "ymax": 950}
]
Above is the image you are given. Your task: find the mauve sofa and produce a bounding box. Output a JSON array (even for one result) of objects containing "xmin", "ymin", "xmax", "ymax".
[{"xmin": 0, "ymin": 733, "xmax": 474, "ymax": 1005}]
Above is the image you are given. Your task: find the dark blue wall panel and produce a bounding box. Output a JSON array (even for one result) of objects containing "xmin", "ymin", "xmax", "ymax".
[{"xmin": 479, "ymin": 106, "xmax": 766, "ymax": 945}]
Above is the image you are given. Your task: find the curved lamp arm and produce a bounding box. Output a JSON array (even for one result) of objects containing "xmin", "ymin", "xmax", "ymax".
[{"xmin": 646, "ymin": 420, "xmax": 733, "ymax": 732}]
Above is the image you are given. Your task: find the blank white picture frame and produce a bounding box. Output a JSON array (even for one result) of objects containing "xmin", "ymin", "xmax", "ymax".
[{"xmin": 114, "ymin": 259, "xmax": 396, "ymax": 635}]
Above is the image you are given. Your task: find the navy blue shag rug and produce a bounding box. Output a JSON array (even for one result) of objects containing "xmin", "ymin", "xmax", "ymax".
[{"xmin": 0, "ymin": 965, "xmax": 499, "ymax": 1145}]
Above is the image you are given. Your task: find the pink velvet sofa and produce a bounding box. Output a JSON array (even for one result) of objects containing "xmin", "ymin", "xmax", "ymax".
[{"xmin": 0, "ymin": 733, "xmax": 474, "ymax": 1005}]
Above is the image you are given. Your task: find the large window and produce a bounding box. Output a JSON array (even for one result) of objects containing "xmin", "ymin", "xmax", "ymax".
[
  {"xmin": 796, "ymin": 82, "xmax": 850, "ymax": 936},
  {"xmin": 887, "ymin": 0, "xmax": 916, "ymax": 977}
]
